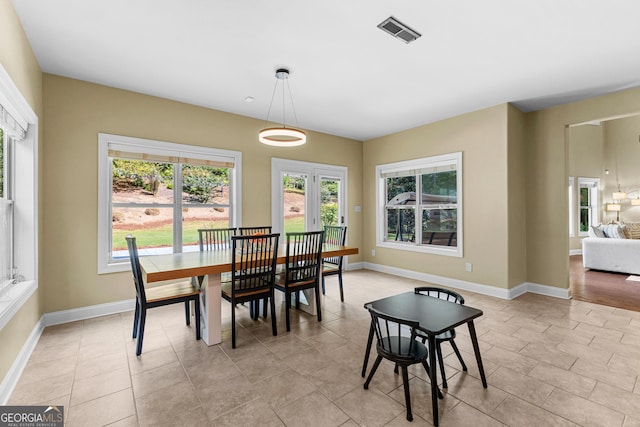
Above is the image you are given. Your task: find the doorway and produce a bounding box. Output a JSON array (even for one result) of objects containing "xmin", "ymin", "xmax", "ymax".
[{"xmin": 271, "ymin": 158, "xmax": 347, "ymax": 235}]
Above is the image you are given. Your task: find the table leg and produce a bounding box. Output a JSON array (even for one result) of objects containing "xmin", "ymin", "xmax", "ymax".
[
  {"xmin": 199, "ymin": 273, "xmax": 222, "ymax": 345},
  {"xmin": 428, "ymin": 334, "xmax": 439, "ymax": 426},
  {"xmin": 467, "ymin": 320, "xmax": 487, "ymax": 388},
  {"xmin": 361, "ymin": 323, "xmax": 374, "ymax": 377}
]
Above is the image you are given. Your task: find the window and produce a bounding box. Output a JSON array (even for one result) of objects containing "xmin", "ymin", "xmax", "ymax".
[
  {"xmin": 98, "ymin": 134, "xmax": 242, "ymax": 273},
  {"xmin": 0, "ymin": 64, "xmax": 38, "ymax": 330},
  {"xmin": 578, "ymin": 177, "xmax": 599, "ymax": 235},
  {"xmin": 376, "ymin": 152, "xmax": 462, "ymax": 257}
]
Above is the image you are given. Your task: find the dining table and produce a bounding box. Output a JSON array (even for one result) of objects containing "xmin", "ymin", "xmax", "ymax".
[
  {"xmin": 362, "ymin": 291, "xmax": 487, "ymax": 426},
  {"xmin": 139, "ymin": 243, "xmax": 358, "ymax": 346}
]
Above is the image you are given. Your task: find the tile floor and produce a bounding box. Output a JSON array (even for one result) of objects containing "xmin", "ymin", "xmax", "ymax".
[{"xmin": 8, "ymin": 270, "xmax": 640, "ymax": 426}]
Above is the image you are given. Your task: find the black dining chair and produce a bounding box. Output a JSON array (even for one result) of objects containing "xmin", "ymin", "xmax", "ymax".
[
  {"xmin": 414, "ymin": 286, "xmax": 467, "ymax": 389},
  {"xmin": 321, "ymin": 225, "xmax": 347, "ymax": 302},
  {"xmin": 238, "ymin": 226, "xmax": 273, "ymax": 236},
  {"xmin": 198, "ymin": 227, "xmax": 237, "ymax": 251},
  {"xmin": 274, "ymin": 230, "xmax": 324, "ymax": 331},
  {"xmin": 364, "ymin": 306, "xmax": 441, "ymax": 422},
  {"xmin": 222, "ymin": 233, "xmax": 280, "ymax": 348},
  {"xmin": 126, "ymin": 235, "xmax": 201, "ymax": 356}
]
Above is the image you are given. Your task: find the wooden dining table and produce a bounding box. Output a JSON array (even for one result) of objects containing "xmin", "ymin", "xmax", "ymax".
[
  {"xmin": 139, "ymin": 243, "xmax": 358, "ymax": 345},
  {"xmin": 363, "ymin": 291, "xmax": 487, "ymax": 426}
]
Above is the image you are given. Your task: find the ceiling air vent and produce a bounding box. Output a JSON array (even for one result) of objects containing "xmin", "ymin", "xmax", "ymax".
[{"xmin": 377, "ymin": 16, "xmax": 421, "ymax": 44}]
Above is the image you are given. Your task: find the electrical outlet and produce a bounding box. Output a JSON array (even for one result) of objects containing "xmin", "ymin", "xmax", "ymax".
[
  {"xmin": 465, "ymin": 263, "xmax": 472, "ymax": 272},
  {"xmin": 371, "ymin": 249, "xmax": 376, "ymax": 256}
]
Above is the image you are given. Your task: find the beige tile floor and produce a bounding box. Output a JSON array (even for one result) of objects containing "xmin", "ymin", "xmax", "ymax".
[{"xmin": 8, "ymin": 270, "xmax": 640, "ymax": 426}]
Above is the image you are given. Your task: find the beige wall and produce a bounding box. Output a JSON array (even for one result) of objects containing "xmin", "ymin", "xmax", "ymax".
[
  {"xmin": 568, "ymin": 124, "xmax": 604, "ymax": 249},
  {"xmin": 603, "ymin": 115, "xmax": 640, "ymax": 223},
  {"xmin": 526, "ymin": 88, "xmax": 640, "ymax": 289},
  {"xmin": 507, "ymin": 105, "xmax": 527, "ymax": 287},
  {"xmin": 363, "ymin": 104, "xmax": 513, "ymax": 289},
  {"xmin": 0, "ymin": 0, "xmax": 43, "ymax": 388},
  {"xmin": 42, "ymin": 74, "xmax": 363, "ymax": 312}
]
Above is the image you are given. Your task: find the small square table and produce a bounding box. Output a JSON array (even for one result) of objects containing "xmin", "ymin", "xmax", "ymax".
[{"xmin": 363, "ymin": 291, "xmax": 487, "ymax": 426}]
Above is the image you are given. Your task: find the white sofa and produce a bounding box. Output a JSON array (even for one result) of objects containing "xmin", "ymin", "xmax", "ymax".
[{"xmin": 582, "ymin": 237, "xmax": 640, "ymax": 275}]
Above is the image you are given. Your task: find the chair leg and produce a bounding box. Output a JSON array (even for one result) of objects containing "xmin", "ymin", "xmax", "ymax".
[
  {"xmin": 270, "ymin": 293, "xmax": 278, "ymax": 337},
  {"xmin": 436, "ymin": 342, "xmax": 447, "ymax": 389},
  {"xmin": 401, "ymin": 365, "xmax": 413, "ymax": 422},
  {"xmin": 364, "ymin": 355, "xmax": 383, "ymax": 389},
  {"xmin": 132, "ymin": 298, "xmax": 140, "ymax": 339},
  {"xmin": 262, "ymin": 297, "xmax": 268, "ymax": 319},
  {"xmin": 295, "ymin": 290, "xmax": 300, "ymax": 310},
  {"xmin": 322, "ymin": 275, "xmax": 326, "ymax": 295},
  {"xmin": 184, "ymin": 301, "xmax": 190, "ymax": 326},
  {"xmin": 194, "ymin": 297, "xmax": 201, "ymax": 340},
  {"xmin": 285, "ymin": 292, "xmax": 291, "ymax": 332},
  {"xmin": 421, "ymin": 360, "xmax": 444, "ymax": 399},
  {"xmin": 315, "ymin": 284, "xmax": 322, "ymax": 322},
  {"xmin": 338, "ymin": 270, "xmax": 344, "ymax": 302},
  {"xmin": 450, "ymin": 339, "xmax": 467, "ymax": 371},
  {"xmin": 136, "ymin": 308, "xmax": 147, "ymax": 356},
  {"xmin": 231, "ymin": 300, "xmax": 237, "ymax": 349}
]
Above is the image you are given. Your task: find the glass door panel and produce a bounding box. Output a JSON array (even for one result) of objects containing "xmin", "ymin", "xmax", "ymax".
[{"xmin": 283, "ymin": 172, "xmax": 307, "ymax": 234}]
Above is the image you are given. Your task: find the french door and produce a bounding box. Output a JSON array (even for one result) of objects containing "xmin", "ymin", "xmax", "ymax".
[{"xmin": 271, "ymin": 158, "xmax": 347, "ymax": 235}]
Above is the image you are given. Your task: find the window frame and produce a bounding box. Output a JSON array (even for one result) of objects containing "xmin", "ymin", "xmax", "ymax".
[
  {"xmin": 577, "ymin": 177, "xmax": 599, "ymax": 236},
  {"xmin": 376, "ymin": 152, "xmax": 463, "ymax": 257},
  {"xmin": 0, "ymin": 64, "xmax": 38, "ymax": 330},
  {"xmin": 98, "ymin": 133, "xmax": 242, "ymax": 274}
]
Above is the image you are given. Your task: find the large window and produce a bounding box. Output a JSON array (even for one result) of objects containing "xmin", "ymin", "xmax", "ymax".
[
  {"xmin": 0, "ymin": 64, "xmax": 38, "ymax": 330},
  {"xmin": 98, "ymin": 134, "xmax": 242, "ymax": 273},
  {"xmin": 376, "ymin": 152, "xmax": 462, "ymax": 257}
]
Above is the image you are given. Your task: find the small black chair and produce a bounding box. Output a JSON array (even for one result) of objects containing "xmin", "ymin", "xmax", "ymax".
[
  {"xmin": 198, "ymin": 227, "xmax": 237, "ymax": 251},
  {"xmin": 274, "ymin": 230, "xmax": 324, "ymax": 331},
  {"xmin": 238, "ymin": 226, "xmax": 273, "ymax": 236},
  {"xmin": 414, "ymin": 286, "xmax": 467, "ymax": 389},
  {"xmin": 222, "ymin": 233, "xmax": 280, "ymax": 348},
  {"xmin": 321, "ymin": 225, "xmax": 347, "ymax": 302},
  {"xmin": 126, "ymin": 235, "xmax": 201, "ymax": 356},
  {"xmin": 364, "ymin": 306, "xmax": 441, "ymax": 422}
]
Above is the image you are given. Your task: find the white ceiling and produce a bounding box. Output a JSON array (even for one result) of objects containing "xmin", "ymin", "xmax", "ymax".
[{"xmin": 11, "ymin": 0, "xmax": 640, "ymax": 141}]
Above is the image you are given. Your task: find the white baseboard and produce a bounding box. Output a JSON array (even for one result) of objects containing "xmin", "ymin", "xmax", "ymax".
[
  {"xmin": 363, "ymin": 262, "xmax": 570, "ymax": 300},
  {"xmin": 569, "ymin": 249, "xmax": 582, "ymax": 256},
  {"xmin": 42, "ymin": 299, "xmax": 135, "ymax": 326},
  {"xmin": 0, "ymin": 317, "xmax": 44, "ymax": 405}
]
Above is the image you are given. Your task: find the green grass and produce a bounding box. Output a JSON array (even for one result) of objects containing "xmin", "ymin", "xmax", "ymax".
[
  {"xmin": 113, "ymin": 219, "xmax": 229, "ymax": 250},
  {"xmin": 113, "ymin": 217, "xmax": 308, "ymax": 250}
]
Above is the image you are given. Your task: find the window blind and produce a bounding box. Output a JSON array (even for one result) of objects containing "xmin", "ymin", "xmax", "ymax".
[
  {"xmin": 108, "ymin": 149, "xmax": 234, "ymax": 168},
  {"xmin": 0, "ymin": 104, "xmax": 27, "ymax": 141}
]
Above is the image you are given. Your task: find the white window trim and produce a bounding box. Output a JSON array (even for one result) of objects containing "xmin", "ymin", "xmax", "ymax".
[
  {"xmin": 0, "ymin": 64, "xmax": 38, "ymax": 330},
  {"xmin": 98, "ymin": 133, "xmax": 242, "ymax": 274},
  {"xmin": 376, "ymin": 152, "xmax": 463, "ymax": 257}
]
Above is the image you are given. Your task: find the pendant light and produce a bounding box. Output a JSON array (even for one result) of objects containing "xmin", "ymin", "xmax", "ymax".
[{"xmin": 259, "ymin": 68, "xmax": 306, "ymax": 147}]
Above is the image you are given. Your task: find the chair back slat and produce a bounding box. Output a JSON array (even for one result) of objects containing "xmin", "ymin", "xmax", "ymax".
[
  {"xmin": 238, "ymin": 226, "xmax": 273, "ymax": 236},
  {"xmin": 285, "ymin": 231, "xmax": 324, "ymax": 284},
  {"xmin": 414, "ymin": 286, "xmax": 464, "ymax": 305},
  {"xmin": 368, "ymin": 307, "xmax": 420, "ymax": 361},
  {"xmin": 231, "ymin": 233, "xmax": 279, "ymax": 294},
  {"xmin": 198, "ymin": 228, "xmax": 237, "ymax": 251},
  {"xmin": 322, "ymin": 225, "xmax": 346, "ymax": 266},
  {"xmin": 125, "ymin": 235, "xmax": 147, "ymax": 303}
]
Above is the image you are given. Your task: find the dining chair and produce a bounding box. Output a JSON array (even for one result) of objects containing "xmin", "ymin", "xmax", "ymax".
[
  {"xmin": 222, "ymin": 233, "xmax": 280, "ymax": 348},
  {"xmin": 238, "ymin": 226, "xmax": 273, "ymax": 236},
  {"xmin": 198, "ymin": 227, "xmax": 237, "ymax": 251},
  {"xmin": 414, "ymin": 286, "xmax": 467, "ymax": 389},
  {"xmin": 321, "ymin": 225, "xmax": 347, "ymax": 302},
  {"xmin": 274, "ymin": 230, "xmax": 324, "ymax": 331},
  {"xmin": 364, "ymin": 306, "xmax": 441, "ymax": 422},
  {"xmin": 125, "ymin": 235, "xmax": 201, "ymax": 356}
]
